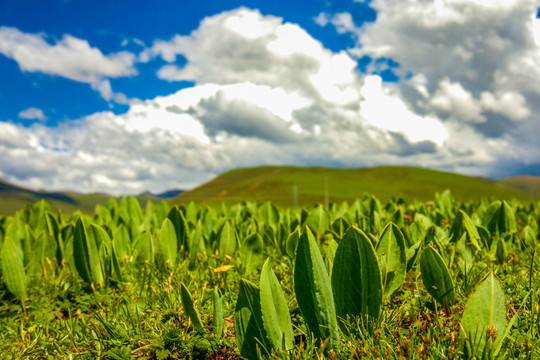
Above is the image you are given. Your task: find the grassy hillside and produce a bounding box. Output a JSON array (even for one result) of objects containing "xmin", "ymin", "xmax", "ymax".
[
  {"xmin": 498, "ymin": 176, "xmax": 540, "ymax": 198},
  {"xmin": 172, "ymin": 165, "xmax": 538, "ymax": 206},
  {"xmin": 0, "ymin": 179, "xmax": 159, "ymax": 215}
]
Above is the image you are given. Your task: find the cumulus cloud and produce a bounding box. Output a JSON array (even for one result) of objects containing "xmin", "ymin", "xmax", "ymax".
[
  {"xmin": 1, "ymin": 6, "xmax": 539, "ymax": 194},
  {"xmin": 18, "ymin": 107, "xmax": 47, "ymax": 121},
  {"xmin": 0, "ymin": 26, "xmax": 136, "ymax": 102},
  {"xmin": 322, "ymin": 0, "xmax": 540, "ymax": 172},
  {"xmin": 142, "ymin": 8, "xmax": 361, "ymax": 105},
  {"xmin": 348, "ymin": 0, "xmax": 539, "ymax": 119}
]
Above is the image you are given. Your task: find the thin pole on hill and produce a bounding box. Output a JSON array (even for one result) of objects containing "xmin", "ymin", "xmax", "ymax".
[
  {"xmin": 324, "ymin": 176, "xmax": 329, "ymax": 208},
  {"xmin": 293, "ymin": 184, "xmax": 298, "ymax": 208}
]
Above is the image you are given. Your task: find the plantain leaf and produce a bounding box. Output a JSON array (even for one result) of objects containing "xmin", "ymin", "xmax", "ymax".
[
  {"xmin": 213, "ymin": 288, "xmax": 223, "ymax": 336},
  {"xmin": 449, "ymin": 210, "xmax": 481, "ymax": 251},
  {"xmin": 260, "ymin": 258, "xmax": 294, "ymax": 351},
  {"xmin": 376, "ymin": 222, "xmax": 407, "ymax": 297},
  {"xmin": 240, "ymin": 233, "xmax": 264, "ymax": 275},
  {"xmin": 159, "ymin": 218, "xmax": 177, "ymax": 268},
  {"xmin": 419, "ymin": 245, "xmax": 455, "ymax": 308},
  {"xmin": 180, "ymin": 282, "xmax": 205, "ymax": 332},
  {"xmin": 258, "ymin": 202, "xmax": 280, "ymax": 228},
  {"xmin": 332, "ymin": 226, "xmax": 382, "ymax": 331},
  {"xmin": 498, "ymin": 201, "xmax": 517, "ymax": 234},
  {"xmin": 0, "ymin": 233, "xmax": 27, "ymax": 305},
  {"xmin": 167, "ymin": 207, "xmax": 189, "ymax": 254},
  {"xmin": 234, "ymin": 279, "xmax": 271, "ymax": 359},
  {"xmin": 218, "ymin": 221, "xmax": 237, "ymax": 261},
  {"xmin": 112, "ymin": 225, "xmax": 131, "ymax": 262},
  {"xmin": 461, "ymin": 272, "xmax": 507, "ymax": 358},
  {"xmin": 88, "ymin": 224, "xmax": 113, "ymax": 288},
  {"xmin": 305, "ymin": 206, "xmax": 330, "ymax": 240},
  {"xmin": 294, "ymin": 227, "xmax": 339, "ymax": 347},
  {"xmin": 286, "ymin": 229, "xmax": 300, "ymax": 259},
  {"xmin": 73, "ymin": 218, "xmax": 93, "ymax": 286}
]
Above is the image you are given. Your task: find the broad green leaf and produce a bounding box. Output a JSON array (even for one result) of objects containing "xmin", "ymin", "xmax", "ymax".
[
  {"xmin": 331, "ymin": 217, "xmax": 350, "ymax": 240},
  {"xmin": 218, "ymin": 221, "xmax": 237, "ymax": 261},
  {"xmin": 185, "ymin": 202, "xmax": 199, "ymax": 223},
  {"xmin": 167, "ymin": 207, "xmax": 189, "ymax": 254},
  {"xmin": 294, "ymin": 227, "xmax": 339, "ymax": 347},
  {"xmin": 188, "ymin": 220, "xmax": 204, "ymax": 270},
  {"xmin": 305, "ymin": 206, "xmax": 330, "ymax": 240},
  {"xmin": 132, "ymin": 232, "xmax": 153, "ymax": 264},
  {"xmin": 127, "ymin": 195, "xmax": 144, "ymax": 224},
  {"xmin": 522, "ymin": 225, "xmax": 536, "ymax": 248},
  {"xmin": 0, "ymin": 234, "xmax": 27, "ymax": 305},
  {"xmin": 260, "ymin": 259, "xmax": 294, "ymax": 351},
  {"xmin": 73, "ymin": 218, "xmax": 93, "ymax": 286},
  {"xmin": 483, "ymin": 201, "xmax": 501, "ymax": 233},
  {"xmin": 498, "ymin": 201, "xmax": 517, "ymax": 234},
  {"xmin": 213, "ymin": 288, "xmax": 223, "ymax": 336},
  {"xmin": 258, "ymin": 202, "xmax": 280, "ymax": 228},
  {"xmin": 33, "ymin": 231, "xmax": 57, "ymax": 273},
  {"xmin": 44, "ymin": 212, "xmax": 63, "ymax": 265},
  {"xmin": 449, "ymin": 210, "xmax": 481, "ymax": 251},
  {"xmin": 376, "ymin": 223, "xmax": 407, "ymax": 297},
  {"xmin": 88, "ymin": 224, "xmax": 113, "ymax": 288},
  {"xmin": 240, "ymin": 233, "xmax": 264, "ymax": 275},
  {"xmin": 461, "ymin": 272, "xmax": 507, "ymax": 358},
  {"xmin": 286, "ymin": 229, "xmax": 300, "ymax": 259},
  {"xmin": 112, "ymin": 225, "xmax": 131, "ymax": 262},
  {"xmin": 159, "ymin": 218, "xmax": 177, "ymax": 268},
  {"xmin": 496, "ymin": 238, "xmax": 508, "ymax": 264},
  {"xmin": 332, "ymin": 226, "xmax": 382, "ymax": 330},
  {"xmin": 234, "ymin": 279, "xmax": 271, "ymax": 359},
  {"xmin": 180, "ymin": 282, "xmax": 205, "ymax": 332},
  {"xmin": 419, "ymin": 245, "xmax": 455, "ymax": 308}
]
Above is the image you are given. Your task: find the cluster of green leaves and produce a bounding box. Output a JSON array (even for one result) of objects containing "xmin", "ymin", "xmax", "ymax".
[{"xmin": 0, "ymin": 190, "xmax": 539, "ymax": 359}]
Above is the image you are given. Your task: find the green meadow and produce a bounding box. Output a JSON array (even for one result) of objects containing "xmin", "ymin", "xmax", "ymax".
[
  {"xmin": 174, "ymin": 166, "xmax": 536, "ymax": 206},
  {"xmin": 0, "ymin": 183, "xmax": 539, "ymax": 359}
]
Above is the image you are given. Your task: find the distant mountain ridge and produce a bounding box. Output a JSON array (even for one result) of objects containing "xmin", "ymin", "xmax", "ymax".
[
  {"xmin": 141, "ymin": 189, "xmax": 185, "ymax": 199},
  {"xmin": 2, "ymin": 166, "xmax": 540, "ymax": 214},
  {"xmin": 0, "ymin": 177, "xmax": 183, "ymax": 215}
]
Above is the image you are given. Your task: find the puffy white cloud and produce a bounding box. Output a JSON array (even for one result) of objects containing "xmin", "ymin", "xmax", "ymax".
[
  {"xmin": 18, "ymin": 107, "xmax": 47, "ymax": 121},
  {"xmin": 2, "ymin": 7, "xmax": 539, "ymax": 195},
  {"xmin": 353, "ymin": 0, "xmax": 540, "ymax": 105},
  {"xmin": 321, "ymin": 0, "xmax": 540, "ymax": 173},
  {"xmin": 429, "ymin": 78, "xmax": 485, "ymax": 123},
  {"xmin": 0, "ymin": 26, "xmax": 136, "ymax": 101},
  {"xmin": 361, "ymin": 76, "xmax": 448, "ymax": 144},
  {"xmin": 143, "ymin": 8, "xmax": 362, "ymax": 105}
]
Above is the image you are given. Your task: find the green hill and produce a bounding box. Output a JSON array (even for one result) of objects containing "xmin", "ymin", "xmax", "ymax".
[
  {"xmin": 0, "ymin": 179, "xmax": 159, "ymax": 215},
  {"xmin": 172, "ymin": 165, "xmax": 538, "ymax": 206},
  {"xmin": 498, "ymin": 176, "xmax": 540, "ymax": 198}
]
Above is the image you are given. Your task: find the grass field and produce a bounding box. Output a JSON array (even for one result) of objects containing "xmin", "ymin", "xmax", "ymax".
[
  {"xmin": 0, "ymin": 194, "xmax": 538, "ymax": 359},
  {"xmin": 173, "ymin": 165, "xmax": 537, "ymax": 207}
]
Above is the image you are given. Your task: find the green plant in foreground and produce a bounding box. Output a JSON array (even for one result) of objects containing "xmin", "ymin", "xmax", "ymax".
[
  {"xmin": 294, "ymin": 226, "xmax": 339, "ymax": 348},
  {"xmin": 461, "ymin": 272, "xmax": 508, "ymax": 359}
]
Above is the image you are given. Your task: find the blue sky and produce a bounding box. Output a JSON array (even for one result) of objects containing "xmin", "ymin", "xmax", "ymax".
[{"xmin": 1, "ymin": 0, "xmax": 540, "ymax": 194}]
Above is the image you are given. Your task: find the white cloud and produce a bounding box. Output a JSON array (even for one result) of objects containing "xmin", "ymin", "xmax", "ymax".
[
  {"xmin": 0, "ymin": 26, "xmax": 136, "ymax": 102},
  {"xmin": 18, "ymin": 107, "xmax": 47, "ymax": 121},
  {"xmin": 321, "ymin": 0, "xmax": 540, "ymax": 171},
  {"xmin": 143, "ymin": 8, "xmax": 362, "ymax": 105},
  {"xmin": 361, "ymin": 76, "xmax": 448, "ymax": 145},
  {"xmin": 2, "ymin": 7, "xmax": 539, "ymax": 194},
  {"xmin": 429, "ymin": 78, "xmax": 485, "ymax": 123}
]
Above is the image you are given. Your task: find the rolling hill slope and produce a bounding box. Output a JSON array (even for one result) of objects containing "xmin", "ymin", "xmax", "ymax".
[
  {"xmin": 0, "ymin": 178, "xmax": 113, "ymax": 215},
  {"xmin": 497, "ymin": 176, "xmax": 540, "ymax": 198},
  {"xmin": 0, "ymin": 179, "xmax": 169, "ymax": 215},
  {"xmin": 172, "ymin": 166, "xmax": 539, "ymax": 206}
]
